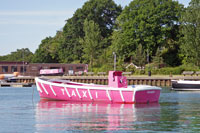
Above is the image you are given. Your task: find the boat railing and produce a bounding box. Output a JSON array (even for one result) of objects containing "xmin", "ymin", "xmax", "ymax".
[{"xmin": 35, "ymin": 77, "xmax": 131, "ymax": 91}]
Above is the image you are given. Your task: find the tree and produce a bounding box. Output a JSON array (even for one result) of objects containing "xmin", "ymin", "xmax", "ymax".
[
  {"xmin": 80, "ymin": 19, "xmax": 101, "ymax": 70},
  {"xmin": 132, "ymin": 44, "xmax": 146, "ymax": 68},
  {"xmin": 153, "ymin": 48, "xmax": 164, "ymax": 68},
  {"xmin": 51, "ymin": 31, "xmax": 65, "ymax": 63},
  {"xmin": 32, "ymin": 37, "xmax": 56, "ymax": 63},
  {"xmin": 97, "ymin": 48, "xmax": 113, "ymax": 72},
  {"xmin": 180, "ymin": 0, "xmax": 200, "ymax": 66},
  {"xmin": 32, "ymin": 31, "xmax": 65, "ymax": 63},
  {"xmin": 59, "ymin": 0, "xmax": 122, "ymax": 63},
  {"xmin": 112, "ymin": 0, "xmax": 183, "ymax": 65},
  {"xmin": 0, "ymin": 48, "xmax": 33, "ymax": 62}
]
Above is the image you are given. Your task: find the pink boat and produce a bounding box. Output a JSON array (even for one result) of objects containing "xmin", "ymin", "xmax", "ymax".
[{"xmin": 35, "ymin": 71, "xmax": 161, "ymax": 104}]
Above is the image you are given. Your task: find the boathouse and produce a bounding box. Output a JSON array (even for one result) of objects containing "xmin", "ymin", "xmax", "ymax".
[{"xmin": 0, "ymin": 61, "xmax": 87, "ymax": 76}]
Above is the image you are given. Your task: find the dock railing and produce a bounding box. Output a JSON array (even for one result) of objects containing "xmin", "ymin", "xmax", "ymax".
[
  {"xmin": 122, "ymin": 72, "xmax": 132, "ymax": 76},
  {"xmin": 182, "ymin": 71, "xmax": 194, "ymax": 76}
]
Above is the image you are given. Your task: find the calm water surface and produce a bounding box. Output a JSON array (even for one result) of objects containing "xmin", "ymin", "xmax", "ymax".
[{"xmin": 0, "ymin": 87, "xmax": 200, "ymax": 132}]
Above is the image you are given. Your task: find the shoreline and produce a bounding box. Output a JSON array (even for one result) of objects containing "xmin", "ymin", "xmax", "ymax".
[{"xmin": 1, "ymin": 75, "xmax": 200, "ymax": 87}]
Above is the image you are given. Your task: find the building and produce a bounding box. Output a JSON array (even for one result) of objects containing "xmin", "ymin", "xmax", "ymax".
[
  {"xmin": 0, "ymin": 61, "xmax": 88, "ymax": 76},
  {"xmin": 126, "ymin": 63, "xmax": 144, "ymax": 69}
]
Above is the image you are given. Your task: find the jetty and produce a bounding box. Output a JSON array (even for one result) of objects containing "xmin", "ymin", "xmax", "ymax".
[
  {"xmin": 1, "ymin": 74, "xmax": 200, "ymax": 87},
  {"xmin": 0, "ymin": 82, "xmax": 34, "ymax": 87}
]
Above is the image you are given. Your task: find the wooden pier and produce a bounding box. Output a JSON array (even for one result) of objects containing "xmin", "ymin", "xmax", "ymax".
[
  {"xmin": 60, "ymin": 76, "xmax": 173, "ymax": 86},
  {"xmin": 2, "ymin": 75, "xmax": 200, "ymax": 87},
  {"xmin": 0, "ymin": 76, "xmax": 35, "ymax": 87}
]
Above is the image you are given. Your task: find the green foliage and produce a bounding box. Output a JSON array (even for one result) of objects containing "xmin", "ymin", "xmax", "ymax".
[
  {"xmin": 111, "ymin": 0, "xmax": 183, "ymax": 64},
  {"xmin": 51, "ymin": 31, "xmax": 65, "ymax": 62},
  {"xmin": 58, "ymin": 0, "xmax": 122, "ymax": 63},
  {"xmin": 32, "ymin": 31, "xmax": 65, "ymax": 63},
  {"xmin": 96, "ymin": 48, "xmax": 113, "ymax": 71},
  {"xmin": 180, "ymin": 0, "xmax": 200, "ymax": 66},
  {"xmin": 132, "ymin": 44, "xmax": 146, "ymax": 68},
  {"xmin": 32, "ymin": 37, "xmax": 56, "ymax": 63},
  {"xmin": 150, "ymin": 67, "xmax": 183, "ymax": 75},
  {"xmin": 0, "ymin": 56, "xmax": 7, "ymax": 61},
  {"xmin": 58, "ymin": 18, "xmax": 83, "ymax": 63},
  {"xmin": 148, "ymin": 65, "xmax": 199, "ymax": 75},
  {"xmin": 0, "ymin": 48, "xmax": 33, "ymax": 62},
  {"xmin": 162, "ymin": 28, "xmax": 182, "ymax": 66},
  {"xmin": 125, "ymin": 65, "xmax": 136, "ymax": 73},
  {"xmin": 92, "ymin": 64, "xmax": 113, "ymax": 74},
  {"xmin": 135, "ymin": 69, "xmax": 146, "ymax": 75},
  {"xmin": 152, "ymin": 48, "xmax": 164, "ymax": 68},
  {"xmin": 116, "ymin": 58, "xmax": 126, "ymax": 71},
  {"xmin": 80, "ymin": 19, "xmax": 102, "ymax": 70},
  {"xmin": 5, "ymin": 0, "xmax": 200, "ymax": 73}
]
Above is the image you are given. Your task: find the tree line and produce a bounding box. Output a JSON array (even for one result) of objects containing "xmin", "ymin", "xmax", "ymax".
[{"xmin": 1, "ymin": 0, "xmax": 200, "ymax": 72}]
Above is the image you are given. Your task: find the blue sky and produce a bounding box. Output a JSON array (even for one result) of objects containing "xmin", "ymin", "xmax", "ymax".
[{"xmin": 0, "ymin": 0, "xmax": 190, "ymax": 56}]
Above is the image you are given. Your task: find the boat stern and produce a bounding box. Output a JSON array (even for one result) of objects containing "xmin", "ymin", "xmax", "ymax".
[{"xmin": 131, "ymin": 85, "xmax": 161, "ymax": 103}]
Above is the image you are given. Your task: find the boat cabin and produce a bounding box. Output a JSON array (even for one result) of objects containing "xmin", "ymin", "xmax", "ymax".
[{"xmin": 108, "ymin": 71, "xmax": 127, "ymax": 88}]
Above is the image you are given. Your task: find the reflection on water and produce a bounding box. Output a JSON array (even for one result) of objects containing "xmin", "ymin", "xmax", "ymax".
[
  {"xmin": 2, "ymin": 87, "xmax": 200, "ymax": 132},
  {"xmin": 35, "ymin": 100, "xmax": 160, "ymax": 132},
  {"xmin": 159, "ymin": 89, "xmax": 200, "ymax": 132}
]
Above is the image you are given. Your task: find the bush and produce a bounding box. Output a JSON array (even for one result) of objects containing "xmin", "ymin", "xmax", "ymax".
[
  {"xmin": 147, "ymin": 65, "xmax": 200, "ymax": 75},
  {"xmin": 91, "ymin": 63, "xmax": 200, "ymax": 76}
]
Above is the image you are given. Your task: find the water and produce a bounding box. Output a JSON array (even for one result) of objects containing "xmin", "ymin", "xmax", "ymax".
[{"xmin": 0, "ymin": 87, "xmax": 200, "ymax": 132}]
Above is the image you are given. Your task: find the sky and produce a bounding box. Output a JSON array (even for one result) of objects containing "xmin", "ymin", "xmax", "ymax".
[{"xmin": 0, "ymin": 0, "xmax": 190, "ymax": 56}]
